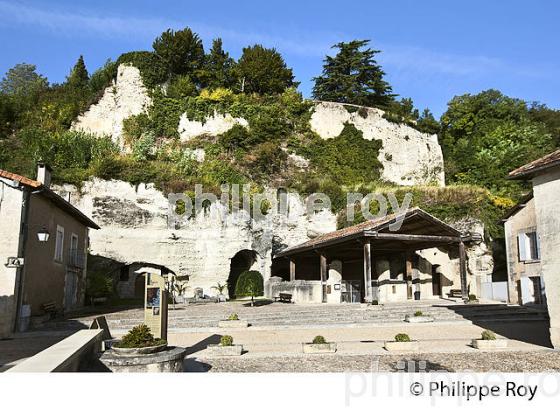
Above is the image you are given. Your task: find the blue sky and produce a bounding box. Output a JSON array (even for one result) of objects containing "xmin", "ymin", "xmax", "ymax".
[{"xmin": 1, "ymin": 0, "xmax": 558, "ymax": 116}]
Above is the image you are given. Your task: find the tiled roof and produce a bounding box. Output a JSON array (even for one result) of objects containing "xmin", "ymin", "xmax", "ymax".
[
  {"xmin": 0, "ymin": 168, "xmax": 100, "ymax": 229},
  {"xmin": 276, "ymin": 207, "xmax": 461, "ymax": 257},
  {"xmin": 0, "ymin": 169, "xmax": 42, "ymax": 188},
  {"xmin": 508, "ymin": 149, "xmax": 560, "ymax": 179}
]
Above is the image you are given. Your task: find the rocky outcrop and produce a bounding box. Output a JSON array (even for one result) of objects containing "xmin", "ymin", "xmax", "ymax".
[
  {"xmin": 72, "ymin": 65, "xmax": 152, "ymax": 147},
  {"xmin": 54, "ymin": 179, "xmax": 337, "ymax": 298},
  {"xmin": 178, "ymin": 112, "xmax": 248, "ymax": 142},
  {"xmin": 310, "ymin": 102, "xmax": 445, "ymax": 186}
]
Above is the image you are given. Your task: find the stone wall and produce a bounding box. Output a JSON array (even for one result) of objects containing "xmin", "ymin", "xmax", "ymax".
[
  {"xmin": 531, "ymin": 167, "xmax": 560, "ymax": 348},
  {"xmin": 310, "ymin": 102, "xmax": 445, "ymax": 186},
  {"xmin": 54, "ymin": 179, "xmax": 337, "ymax": 299},
  {"xmin": 0, "ymin": 179, "xmax": 23, "ymax": 338},
  {"xmin": 72, "ymin": 65, "xmax": 152, "ymax": 148}
]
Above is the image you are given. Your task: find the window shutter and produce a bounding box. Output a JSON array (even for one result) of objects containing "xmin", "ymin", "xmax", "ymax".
[
  {"xmin": 518, "ymin": 233, "xmax": 527, "ymax": 262},
  {"xmin": 535, "ymin": 233, "xmax": 541, "ymax": 260}
]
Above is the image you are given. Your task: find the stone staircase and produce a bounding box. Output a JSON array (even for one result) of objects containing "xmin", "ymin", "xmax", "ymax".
[{"xmin": 37, "ymin": 300, "xmax": 549, "ymax": 332}]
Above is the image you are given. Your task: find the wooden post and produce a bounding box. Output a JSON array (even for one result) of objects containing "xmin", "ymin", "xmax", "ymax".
[
  {"xmin": 459, "ymin": 241, "xmax": 468, "ymax": 301},
  {"xmin": 363, "ymin": 239, "xmax": 372, "ymax": 303},
  {"xmin": 320, "ymin": 253, "xmax": 327, "ymax": 303},
  {"xmin": 289, "ymin": 258, "xmax": 296, "ymax": 282},
  {"xmin": 405, "ymin": 251, "xmax": 413, "ymax": 300}
]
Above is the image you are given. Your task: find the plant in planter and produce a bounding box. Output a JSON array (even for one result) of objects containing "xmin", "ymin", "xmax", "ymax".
[
  {"xmin": 384, "ymin": 333, "xmax": 419, "ymax": 352},
  {"xmin": 206, "ymin": 334, "xmax": 243, "ymax": 356},
  {"xmin": 218, "ymin": 312, "xmax": 249, "ymax": 328},
  {"xmin": 472, "ymin": 330, "xmax": 507, "ymax": 350},
  {"xmin": 99, "ymin": 324, "xmax": 186, "ymax": 372},
  {"xmin": 467, "ymin": 294, "xmax": 479, "ymax": 304},
  {"xmin": 112, "ymin": 324, "xmax": 167, "ymax": 355},
  {"xmin": 212, "ymin": 282, "xmax": 228, "ymax": 302},
  {"xmin": 235, "ymin": 270, "xmax": 264, "ymax": 307},
  {"xmin": 303, "ymin": 335, "xmax": 337, "ymax": 354},
  {"xmin": 172, "ymin": 282, "xmax": 189, "ymax": 304},
  {"xmin": 405, "ymin": 310, "xmax": 434, "ymax": 323}
]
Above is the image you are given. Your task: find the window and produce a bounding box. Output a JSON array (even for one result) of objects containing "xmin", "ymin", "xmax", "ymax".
[
  {"xmin": 70, "ymin": 233, "xmax": 79, "ymax": 266},
  {"xmin": 518, "ymin": 230, "xmax": 540, "ymax": 262},
  {"xmin": 54, "ymin": 225, "xmax": 64, "ymax": 262}
]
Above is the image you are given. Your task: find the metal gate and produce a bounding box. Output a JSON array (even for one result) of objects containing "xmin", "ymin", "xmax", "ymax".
[{"xmin": 341, "ymin": 280, "xmax": 361, "ymax": 303}]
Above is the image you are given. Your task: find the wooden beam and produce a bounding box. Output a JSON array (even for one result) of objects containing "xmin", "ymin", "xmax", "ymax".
[
  {"xmin": 289, "ymin": 258, "xmax": 296, "ymax": 282},
  {"xmin": 365, "ymin": 232, "xmax": 460, "ymax": 242},
  {"xmin": 459, "ymin": 241, "xmax": 468, "ymax": 301},
  {"xmin": 320, "ymin": 253, "xmax": 327, "ymax": 303},
  {"xmin": 363, "ymin": 239, "xmax": 373, "ymax": 303}
]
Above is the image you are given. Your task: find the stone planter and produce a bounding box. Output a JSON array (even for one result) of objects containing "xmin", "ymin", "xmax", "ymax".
[
  {"xmin": 99, "ymin": 346, "xmax": 186, "ymax": 373},
  {"xmin": 384, "ymin": 341, "xmax": 420, "ymax": 352},
  {"xmin": 302, "ymin": 342, "xmax": 337, "ymax": 354},
  {"xmin": 466, "ymin": 300, "xmax": 480, "ymax": 304},
  {"xmin": 111, "ymin": 342, "xmax": 168, "ymax": 356},
  {"xmin": 472, "ymin": 339, "xmax": 508, "ymax": 350},
  {"xmin": 206, "ymin": 344, "xmax": 243, "ymax": 356},
  {"xmin": 404, "ymin": 315, "xmax": 434, "ymax": 323},
  {"xmin": 218, "ymin": 320, "xmax": 249, "ymax": 328}
]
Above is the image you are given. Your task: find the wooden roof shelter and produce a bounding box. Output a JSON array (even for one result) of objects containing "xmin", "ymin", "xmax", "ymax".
[{"xmin": 275, "ymin": 208, "xmax": 471, "ymax": 302}]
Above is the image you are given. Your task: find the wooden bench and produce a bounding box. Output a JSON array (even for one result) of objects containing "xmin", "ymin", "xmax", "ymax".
[
  {"xmin": 274, "ymin": 293, "xmax": 293, "ymax": 303},
  {"xmin": 447, "ymin": 289, "xmax": 463, "ymax": 298},
  {"xmin": 41, "ymin": 301, "xmax": 58, "ymax": 318}
]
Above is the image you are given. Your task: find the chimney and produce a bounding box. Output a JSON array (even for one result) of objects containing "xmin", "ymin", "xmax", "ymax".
[{"xmin": 36, "ymin": 162, "xmax": 52, "ymax": 188}]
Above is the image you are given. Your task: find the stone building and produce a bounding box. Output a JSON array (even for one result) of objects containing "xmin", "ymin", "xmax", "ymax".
[
  {"xmin": 501, "ymin": 193, "xmax": 545, "ymax": 305},
  {"xmin": 0, "ymin": 165, "xmax": 99, "ymax": 339},
  {"xmin": 509, "ymin": 149, "xmax": 560, "ymax": 348}
]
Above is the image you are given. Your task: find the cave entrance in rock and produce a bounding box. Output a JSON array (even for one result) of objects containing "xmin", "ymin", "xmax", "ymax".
[{"xmin": 228, "ymin": 250, "xmax": 258, "ymax": 299}]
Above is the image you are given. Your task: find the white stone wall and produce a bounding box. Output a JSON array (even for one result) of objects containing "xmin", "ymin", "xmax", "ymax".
[
  {"xmin": 531, "ymin": 167, "xmax": 560, "ymax": 348},
  {"xmin": 54, "ymin": 179, "xmax": 337, "ymax": 298},
  {"xmin": 310, "ymin": 102, "xmax": 445, "ymax": 186},
  {"xmin": 0, "ymin": 179, "xmax": 23, "ymax": 338},
  {"xmin": 72, "ymin": 65, "xmax": 152, "ymax": 148}
]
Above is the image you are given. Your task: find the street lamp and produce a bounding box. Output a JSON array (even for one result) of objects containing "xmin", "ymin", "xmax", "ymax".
[{"xmin": 37, "ymin": 227, "xmax": 50, "ymax": 242}]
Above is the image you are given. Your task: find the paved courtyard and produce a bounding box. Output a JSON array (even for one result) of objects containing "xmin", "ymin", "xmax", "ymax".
[{"xmin": 2, "ymin": 300, "xmax": 556, "ymax": 372}]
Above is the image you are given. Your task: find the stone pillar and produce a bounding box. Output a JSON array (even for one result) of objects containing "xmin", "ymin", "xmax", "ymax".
[
  {"xmin": 363, "ymin": 239, "xmax": 372, "ymax": 303},
  {"xmin": 459, "ymin": 241, "xmax": 468, "ymax": 301},
  {"xmin": 289, "ymin": 258, "xmax": 296, "ymax": 282},
  {"xmin": 320, "ymin": 253, "xmax": 327, "ymax": 303}
]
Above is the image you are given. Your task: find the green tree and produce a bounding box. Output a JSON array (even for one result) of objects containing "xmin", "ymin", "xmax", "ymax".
[
  {"xmin": 234, "ymin": 270, "xmax": 264, "ymax": 306},
  {"xmin": 440, "ymin": 89, "xmax": 554, "ymax": 195},
  {"xmin": 312, "ymin": 40, "xmax": 395, "ymax": 108},
  {"xmin": 200, "ymin": 38, "xmax": 236, "ymax": 89},
  {"xmin": 66, "ymin": 55, "xmax": 89, "ymax": 89},
  {"xmin": 152, "ymin": 27, "xmax": 205, "ymax": 78},
  {"xmin": 528, "ymin": 103, "xmax": 560, "ymax": 147},
  {"xmin": 236, "ymin": 45, "xmax": 296, "ymax": 94},
  {"xmin": 416, "ymin": 108, "xmax": 440, "ymax": 134},
  {"xmin": 89, "ymin": 59, "xmax": 118, "ymax": 94},
  {"xmin": 0, "ymin": 63, "xmax": 48, "ymax": 96}
]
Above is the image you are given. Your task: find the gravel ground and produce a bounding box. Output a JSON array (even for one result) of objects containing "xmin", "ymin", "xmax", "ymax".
[{"xmin": 186, "ymin": 351, "xmax": 560, "ymax": 373}]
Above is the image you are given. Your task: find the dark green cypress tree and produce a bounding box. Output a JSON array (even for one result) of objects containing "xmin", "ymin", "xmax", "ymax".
[
  {"xmin": 201, "ymin": 38, "xmax": 236, "ymax": 89},
  {"xmin": 67, "ymin": 55, "xmax": 89, "ymax": 89}
]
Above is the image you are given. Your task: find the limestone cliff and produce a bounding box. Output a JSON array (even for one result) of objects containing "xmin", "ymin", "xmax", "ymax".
[
  {"xmin": 310, "ymin": 102, "xmax": 445, "ymax": 186},
  {"xmin": 73, "ymin": 63, "xmax": 446, "ymax": 187},
  {"xmin": 72, "ymin": 65, "xmax": 152, "ymax": 148},
  {"xmin": 54, "ymin": 179, "xmax": 337, "ymax": 297}
]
